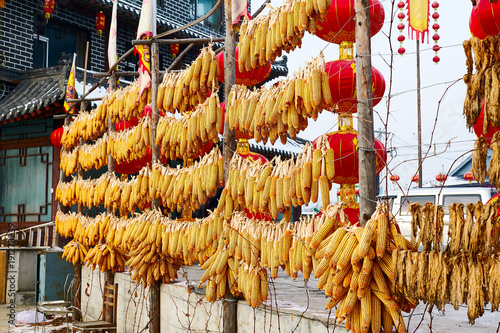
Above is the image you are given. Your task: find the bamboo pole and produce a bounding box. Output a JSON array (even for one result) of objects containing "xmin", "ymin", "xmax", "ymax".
[
  {"xmin": 355, "ymin": 0, "xmax": 377, "ymax": 227},
  {"xmin": 417, "ymin": 40, "xmax": 423, "ymax": 188},
  {"xmin": 74, "ymin": 42, "xmax": 89, "ymax": 322}
]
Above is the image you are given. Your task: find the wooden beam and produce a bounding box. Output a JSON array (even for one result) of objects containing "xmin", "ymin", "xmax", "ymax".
[
  {"xmin": 0, "ymin": 136, "xmax": 52, "ymax": 150},
  {"xmin": 0, "ymin": 250, "xmax": 5, "ymax": 304},
  {"xmin": 132, "ymin": 37, "xmax": 225, "ymax": 46}
]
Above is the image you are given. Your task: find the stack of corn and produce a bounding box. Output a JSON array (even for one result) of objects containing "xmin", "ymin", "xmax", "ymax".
[
  {"xmin": 226, "ymin": 53, "xmax": 333, "ymax": 144},
  {"xmin": 237, "ymin": 0, "xmax": 330, "ymax": 71},
  {"xmin": 158, "ymin": 45, "xmax": 219, "ymax": 114},
  {"xmin": 156, "ymin": 93, "xmax": 223, "ymax": 161},
  {"xmin": 313, "ymin": 208, "xmax": 415, "ymax": 333},
  {"xmin": 61, "ymin": 104, "xmax": 108, "ymax": 150}
]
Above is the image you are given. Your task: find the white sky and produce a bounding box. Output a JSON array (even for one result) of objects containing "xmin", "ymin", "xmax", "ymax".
[{"xmin": 251, "ymin": 0, "xmax": 476, "ymax": 194}]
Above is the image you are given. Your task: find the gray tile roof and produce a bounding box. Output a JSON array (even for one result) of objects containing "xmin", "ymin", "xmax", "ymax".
[{"xmin": 0, "ymin": 66, "xmax": 69, "ymax": 123}]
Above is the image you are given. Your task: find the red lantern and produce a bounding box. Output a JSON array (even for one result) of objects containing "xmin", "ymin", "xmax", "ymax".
[
  {"xmin": 469, "ymin": 4, "xmax": 488, "ymax": 39},
  {"xmin": 50, "ymin": 127, "xmax": 64, "ymax": 148},
  {"xmin": 464, "ymin": 171, "xmax": 475, "ymax": 184},
  {"xmin": 312, "ymin": 130, "xmax": 387, "ymax": 184},
  {"xmin": 95, "ymin": 11, "xmax": 105, "ymax": 38},
  {"xmin": 216, "ymin": 46, "xmax": 271, "ymax": 86},
  {"xmin": 435, "ymin": 173, "xmax": 447, "ymax": 183},
  {"xmin": 43, "ymin": 0, "xmax": 55, "ymax": 22},
  {"xmin": 390, "ymin": 174, "xmax": 400, "ymax": 183},
  {"xmin": 315, "ymin": 0, "xmax": 385, "ymax": 44},
  {"xmin": 411, "ymin": 174, "xmax": 419, "ymax": 183},
  {"xmin": 141, "ymin": 104, "xmax": 166, "ymax": 118},
  {"xmin": 115, "ymin": 149, "xmax": 152, "ymax": 175},
  {"xmin": 170, "ymin": 44, "xmax": 180, "ymax": 60},
  {"xmin": 473, "ymin": 100, "xmax": 500, "ymax": 147},
  {"xmin": 325, "ymin": 59, "xmax": 385, "ymax": 113},
  {"xmin": 470, "ymin": 0, "xmax": 500, "ymax": 38},
  {"xmin": 115, "ymin": 117, "xmax": 139, "ymax": 131}
]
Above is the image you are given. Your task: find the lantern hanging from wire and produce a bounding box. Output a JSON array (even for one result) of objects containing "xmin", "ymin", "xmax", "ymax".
[
  {"xmin": 397, "ymin": 1, "xmax": 406, "ymax": 54},
  {"xmin": 170, "ymin": 43, "xmax": 179, "ymax": 60},
  {"xmin": 314, "ymin": 0, "xmax": 385, "ymax": 44},
  {"xmin": 390, "ymin": 174, "xmax": 400, "ymax": 183},
  {"xmin": 473, "ymin": 100, "xmax": 500, "ymax": 147},
  {"xmin": 469, "ymin": 0, "xmax": 500, "ymax": 39},
  {"xmin": 50, "ymin": 127, "xmax": 64, "ymax": 148},
  {"xmin": 325, "ymin": 42, "xmax": 386, "ymax": 114},
  {"xmin": 95, "ymin": 11, "xmax": 106, "ymax": 38},
  {"xmin": 435, "ymin": 173, "xmax": 447, "ymax": 184},
  {"xmin": 464, "ymin": 171, "xmax": 475, "ymax": 184},
  {"xmin": 43, "ymin": 0, "xmax": 55, "ymax": 22},
  {"xmin": 411, "ymin": 174, "xmax": 419, "ymax": 183}
]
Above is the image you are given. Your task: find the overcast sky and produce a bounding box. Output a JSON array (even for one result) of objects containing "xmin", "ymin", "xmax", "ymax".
[{"xmin": 252, "ymin": 0, "xmax": 475, "ymax": 194}]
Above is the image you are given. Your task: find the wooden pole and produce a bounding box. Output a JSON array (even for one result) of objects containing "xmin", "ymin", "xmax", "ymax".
[
  {"xmin": 355, "ymin": 0, "xmax": 377, "ymax": 226},
  {"xmin": 416, "ymin": 40, "xmax": 423, "ymax": 188},
  {"xmin": 104, "ymin": 71, "xmax": 116, "ymax": 321},
  {"xmin": 223, "ymin": 0, "xmax": 237, "ymax": 332},
  {"xmin": 149, "ymin": 41, "xmax": 161, "ymax": 333}
]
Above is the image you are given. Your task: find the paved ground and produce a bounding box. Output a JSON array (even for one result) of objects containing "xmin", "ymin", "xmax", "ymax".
[
  {"xmin": 0, "ymin": 303, "xmax": 71, "ymax": 333},
  {"xmin": 182, "ymin": 265, "xmax": 500, "ymax": 333}
]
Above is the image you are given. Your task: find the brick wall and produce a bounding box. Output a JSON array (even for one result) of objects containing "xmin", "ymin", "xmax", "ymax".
[{"xmin": 0, "ymin": 0, "xmax": 225, "ymax": 75}]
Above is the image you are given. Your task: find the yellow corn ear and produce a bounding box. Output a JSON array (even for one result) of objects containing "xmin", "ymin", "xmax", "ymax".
[
  {"xmin": 358, "ymin": 218, "xmax": 377, "ymax": 257},
  {"xmin": 319, "ymin": 175, "xmax": 330, "ymax": 209},
  {"xmin": 336, "ymin": 233, "xmax": 359, "ymax": 271},
  {"xmin": 376, "ymin": 214, "xmax": 388, "ymax": 257},
  {"xmin": 312, "ymin": 149, "xmax": 322, "ymax": 181}
]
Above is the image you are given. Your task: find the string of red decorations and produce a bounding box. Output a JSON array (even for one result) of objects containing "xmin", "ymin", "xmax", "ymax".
[{"xmin": 397, "ymin": 1, "xmax": 440, "ymax": 63}]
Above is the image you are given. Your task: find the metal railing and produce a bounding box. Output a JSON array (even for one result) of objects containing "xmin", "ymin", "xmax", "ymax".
[{"xmin": 0, "ymin": 221, "xmax": 55, "ymax": 248}]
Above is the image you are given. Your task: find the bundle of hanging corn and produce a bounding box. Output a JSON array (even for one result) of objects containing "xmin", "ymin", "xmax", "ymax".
[
  {"xmin": 226, "ymin": 53, "xmax": 333, "ymax": 144},
  {"xmin": 157, "ymin": 45, "xmax": 219, "ymax": 114},
  {"xmin": 463, "ymin": 35, "xmax": 500, "ymax": 129},
  {"xmin": 312, "ymin": 206, "xmax": 415, "ymax": 333},
  {"xmin": 123, "ymin": 210, "xmax": 220, "ymax": 287},
  {"xmin": 394, "ymin": 200, "xmax": 500, "ymax": 324},
  {"xmin": 148, "ymin": 148, "xmax": 223, "ymax": 212},
  {"xmin": 104, "ymin": 167, "xmax": 152, "ymax": 214},
  {"xmin": 76, "ymin": 134, "xmax": 108, "ymax": 172},
  {"xmin": 237, "ymin": 0, "xmax": 330, "ymax": 71},
  {"xmin": 62, "ymin": 239, "xmax": 89, "ymax": 265},
  {"xmin": 106, "ymin": 80, "xmax": 149, "ymax": 123},
  {"xmin": 156, "ymin": 92, "xmax": 223, "ymax": 161},
  {"xmin": 108, "ymin": 116, "xmax": 152, "ymax": 165},
  {"xmin": 60, "ymin": 104, "xmax": 108, "ymax": 150},
  {"xmin": 217, "ymin": 137, "xmax": 334, "ymax": 220},
  {"xmin": 60, "ymin": 148, "xmax": 79, "ymax": 177},
  {"xmin": 55, "ymin": 172, "xmax": 111, "ymax": 210}
]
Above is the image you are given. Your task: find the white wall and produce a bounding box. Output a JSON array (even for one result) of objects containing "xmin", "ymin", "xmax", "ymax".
[{"xmin": 81, "ymin": 266, "xmax": 347, "ymax": 333}]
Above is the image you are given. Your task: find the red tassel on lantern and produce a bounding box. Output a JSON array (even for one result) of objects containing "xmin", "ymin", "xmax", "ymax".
[
  {"xmin": 95, "ymin": 11, "xmax": 106, "ymax": 38},
  {"xmin": 43, "ymin": 0, "xmax": 55, "ymax": 23}
]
